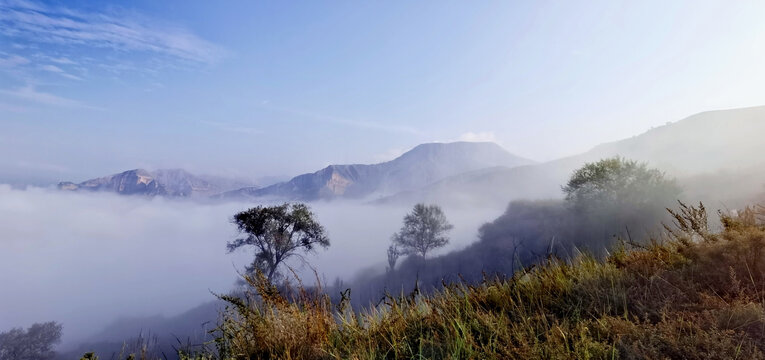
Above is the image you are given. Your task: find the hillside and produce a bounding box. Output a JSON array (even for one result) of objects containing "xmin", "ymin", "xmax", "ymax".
[
  {"xmin": 114, "ymin": 203, "xmax": 765, "ymax": 359},
  {"xmin": 59, "ymin": 301, "xmax": 220, "ymax": 359},
  {"xmin": 220, "ymin": 141, "xmax": 534, "ymax": 201},
  {"xmin": 58, "ymin": 169, "xmax": 253, "ymax": 198},
  {"xmin": 379, "ymin": 106, "xmax": 765, "ymax": 207}
]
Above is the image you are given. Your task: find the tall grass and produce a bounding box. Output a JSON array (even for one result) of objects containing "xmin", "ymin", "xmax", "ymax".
[{"xmin": 94, "ymin": 203, "xmax": 765, "ymax": 359}]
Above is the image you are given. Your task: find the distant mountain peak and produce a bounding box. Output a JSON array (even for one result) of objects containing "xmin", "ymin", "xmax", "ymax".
[
  {"xmin": 376, "ymin": 105, "xmax": 765, "ymax": 207},
  {"xmin": 219, "ymin": 141, "xmax": 534, "ymax": 201},
  {"xmin": 58, "ymin": 168, "xmax": 254, "ymax": 198}
]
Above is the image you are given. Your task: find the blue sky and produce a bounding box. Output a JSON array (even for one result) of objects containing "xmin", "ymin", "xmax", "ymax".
[{"xmin": 2, "ymin": 0, "xmax": 765, "ymax": 184}]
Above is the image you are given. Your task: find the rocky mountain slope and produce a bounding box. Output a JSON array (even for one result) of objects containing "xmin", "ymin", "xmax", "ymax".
[
  {"xmin": 219, "ymin": 142, "xmax": 534, "ymax": 201},
  {"xmin": 58, "ymin": 169, "xmax": 253, "ymax": 198}
]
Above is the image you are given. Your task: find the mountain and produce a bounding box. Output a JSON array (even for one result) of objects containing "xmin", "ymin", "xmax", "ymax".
[
  {"xmin": 378, "ymin": 106, "xmax": 765, "ymax": 207},
  {"xmin": 58, "ymin": 169, "xmax": 254, "ymax": 198},
  {"xmin": 220, "ymin": 142, "xmax": 535, "ymax": 201}
]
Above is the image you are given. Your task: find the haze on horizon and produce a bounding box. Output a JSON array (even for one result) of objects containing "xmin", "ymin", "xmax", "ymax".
[
  {"xmin": 5, "ymin": 2, "xmax": 765, "ymax": 358},
  {"xmin": 2, "ymin": 0, "xmax": 765, "ymax": 185}
]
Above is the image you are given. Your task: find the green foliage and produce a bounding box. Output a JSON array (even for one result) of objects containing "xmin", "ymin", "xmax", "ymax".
[
  {"xmin": 0, "ymin": 321, "xmax": 62, "ymax": 360},
  {"xmin": 391, "ymin": 203, "xmax": 454, "ymax": 258},
  {"xmin": 563, "ymin": 156, "xmax": 681, "ymax": 209},
  {"xmin": 228, "ymin": 203, "xmax": 329, "ymax": 281},
  {"xmin": 471, "ymin": 158, "xmax": 681, "ymax": 272},
  {"xmin": 562, "ymin": 157, "xmax": 681, "ymax": 253}
]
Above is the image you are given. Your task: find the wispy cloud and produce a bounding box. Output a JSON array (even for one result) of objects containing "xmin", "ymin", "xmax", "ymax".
[
  {"xmin": 40, "ymin": 64, "xmax": 62, "ymax": 72},
  {"xmin": 0, "ymin": 53, "xmax": 29, "ymax": 67},
  {"xmin": 40, "ymin": 63, "xmax": 82, "ymax": 80},
  {"xmin": 0, "ymin": 84, "xmax": 101, "ymax": 110},
  {"xmin": 458, "ymin": 131, "xmax": 498, "ymax": 143},
  {"xmin": 48, "ymin": 56, "xmax": 76, "ymax": 65},
  {"xmin": 0, "ymin": 0, "xmax": 226, "ymax": 64}
]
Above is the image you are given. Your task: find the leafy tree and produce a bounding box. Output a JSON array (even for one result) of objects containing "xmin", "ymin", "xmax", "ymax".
[
  {"xmin": 563, "ymin": 156, "xmax": 681, "ymax": 209},
  {"xmin": 0, "ymin": 322, "xmax": 62, "ymax": 360},
  {"xmin": 228, "ymin": 203, "xmax": 329, "ymax": 282},
  {"xmin": 562, "ymin": 157, "xmax": 682, "ymax": 250},
  {"xmin": 392, "ymin": 204, "xmax": 453, "ymax": 258}
]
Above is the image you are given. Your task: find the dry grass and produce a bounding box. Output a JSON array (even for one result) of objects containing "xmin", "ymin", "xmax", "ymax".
[{"xmin": 99, "ymin": 203, "xmax": 765, "ymax": 359}]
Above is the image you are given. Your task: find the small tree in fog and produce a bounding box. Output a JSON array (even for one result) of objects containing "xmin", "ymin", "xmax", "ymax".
[
  {"xmin": 0, "ymin": 321, "xmax": 62, "ymax": 360},
  {"xmin": 392, "ymin": 203, "xmax": 453, "ymax": 258},
  {"xmin": 228, "ymin": 203, "xmax": 329, "ymax": 282},
  {"xmin": 387, "ymin": 244, "xmax": 399, "ymax": 272}
]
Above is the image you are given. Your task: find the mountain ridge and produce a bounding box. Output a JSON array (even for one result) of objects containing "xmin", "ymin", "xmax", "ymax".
[
  {"xmin": 55, "ymin": 106, "xmax": 765, "ymax": 204},
  {"xmin": 218, "ymin": 141, "xmax": 535, "ymax": 201},
  {"xmin": 58, "ymin": 168, "xmax": 254, "ymax": 198},
  {"xmin": 376, "ymin": 106, "xmax": 765, "ymax": 206}
]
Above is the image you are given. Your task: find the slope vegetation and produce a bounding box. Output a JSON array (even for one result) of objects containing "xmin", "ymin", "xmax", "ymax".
[{"xmin": 184, "ymin": 203, "xmax": 765, "ymax": 359}]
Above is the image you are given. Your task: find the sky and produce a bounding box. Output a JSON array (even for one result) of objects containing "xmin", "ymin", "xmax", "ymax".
[{"xmin": 2, "ymin": 0, "xmax": 765, "ymax": 184}]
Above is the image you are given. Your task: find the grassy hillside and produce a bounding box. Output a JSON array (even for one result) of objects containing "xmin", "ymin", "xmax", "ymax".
[
  {"xmin": 123, "ymin": 202, "xmax": 756, "ymax": 360},
  {"xmin": 80, "ymin": 202, "xmax": 765, "ymax": 359}
]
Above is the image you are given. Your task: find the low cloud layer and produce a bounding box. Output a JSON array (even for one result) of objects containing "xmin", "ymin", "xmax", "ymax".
[
  {"xmin": 0, "ymin": 185, "xmax": 248, "ymax": 344},
  {"xmin": 0, "ymin": 185, "xmax": 501, "ymax": 346}
]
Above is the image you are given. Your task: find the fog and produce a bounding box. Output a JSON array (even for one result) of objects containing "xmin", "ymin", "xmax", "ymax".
[
  {"xmin": 0, "ymin": 185, "xmax": 503, "ymax": 347},
  {"xmin": 3, "ymin": 108, "xmax": 765, "ymax": 354}
]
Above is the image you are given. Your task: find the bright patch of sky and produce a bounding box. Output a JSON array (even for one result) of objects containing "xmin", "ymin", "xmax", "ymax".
[{"xmin": 2, "ymin": 0, "xmax": 765, "ymax": 184}]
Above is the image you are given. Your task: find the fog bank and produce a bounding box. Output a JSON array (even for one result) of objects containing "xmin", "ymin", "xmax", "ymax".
[{"xmin": 0, "ymin": 185, "xmax": 501, "ymax": 346}]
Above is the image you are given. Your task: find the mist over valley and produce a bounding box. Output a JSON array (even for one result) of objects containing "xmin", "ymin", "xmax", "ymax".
[
  {"xmin": 3, "ymin": 106, "xmax": 765, "ymax": 357},
  {"xmin": 3, "ymin": 1, "xmax": 765, "ymax": 358}
]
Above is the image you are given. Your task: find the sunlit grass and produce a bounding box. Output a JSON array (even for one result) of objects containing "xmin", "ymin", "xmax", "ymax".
[{"xmin": 95, "ymin": 203, "xmax": 765, "ymax": 359}]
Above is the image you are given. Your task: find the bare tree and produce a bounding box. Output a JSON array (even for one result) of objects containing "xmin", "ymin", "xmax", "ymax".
[
  {"xmin": 392, "ymin": 203, "xmax": 453, "ymax": 259},
  {"xmin": 228, "ymin": 203, "xmax": 329, "ymax": 282}
]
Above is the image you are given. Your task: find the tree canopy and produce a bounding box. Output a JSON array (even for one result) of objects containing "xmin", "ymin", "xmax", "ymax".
[
  {"xmin": 228, "ymin": 203, "xmax": 329, "ymax": 282},
  {"xmin": 563, "ymin": 156, "xmax": 681, "ymax": 209},
  {"xmin": 392, "ymin": 203, "xmax": 453, "ymax": 258},
  {"xmin": 0, "ymin": 322, "xmax": 62, "ymax": 360}
]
